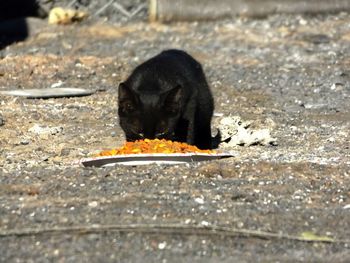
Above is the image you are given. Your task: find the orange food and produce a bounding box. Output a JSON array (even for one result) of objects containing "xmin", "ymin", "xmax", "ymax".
[{"xmin": 96, "ymin": 139, "xmax": 214, "ymax": 156}]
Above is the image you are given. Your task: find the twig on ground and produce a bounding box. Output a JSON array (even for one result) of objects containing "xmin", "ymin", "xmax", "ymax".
[{"xmin": 0, "ymin": 223, "xmax": 348, "ymax": 244}]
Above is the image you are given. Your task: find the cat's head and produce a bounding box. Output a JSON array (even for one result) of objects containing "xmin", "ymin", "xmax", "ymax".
[{"xmin": 118, "ymin": 83, "xmax": 183, "ymax": 141}]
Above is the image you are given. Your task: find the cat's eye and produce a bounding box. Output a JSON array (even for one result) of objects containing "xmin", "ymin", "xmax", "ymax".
[{"xmin": 123, "ymin": 102, "xmax": 134, "ymax": 112}]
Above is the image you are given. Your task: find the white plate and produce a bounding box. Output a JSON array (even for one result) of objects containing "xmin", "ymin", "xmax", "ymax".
[
  {"xmin": 80, "ymin": 152, "xmax": 233, "ymax": 167},
  {"xmin": 0, "ymin": 88, "xmax": 94, "ymax": 98}
]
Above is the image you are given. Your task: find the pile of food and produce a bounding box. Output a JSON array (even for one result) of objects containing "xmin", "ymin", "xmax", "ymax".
[{"xmin": 96, "ymin": 139, "xmax": 214, "ymax": 156}]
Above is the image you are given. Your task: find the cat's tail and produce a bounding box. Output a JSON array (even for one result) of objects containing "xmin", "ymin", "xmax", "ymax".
[{"xmin": 211, "ymin": 129, "xmax": 222, "ymax": 149}]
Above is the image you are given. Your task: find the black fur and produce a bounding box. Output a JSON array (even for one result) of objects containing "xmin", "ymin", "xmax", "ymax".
[{"xmin": 118, "ymin": 49, "xmax": 214, "ymax": 149}]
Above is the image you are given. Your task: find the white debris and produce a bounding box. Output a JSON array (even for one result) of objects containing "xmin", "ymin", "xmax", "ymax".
[
  {"xmin": 28, "ymin": 124, "xmax": 63, "ymax": 135},
  {"xmin": 218, "ymin": 115, "xmax": 277, "ymax": 147}
]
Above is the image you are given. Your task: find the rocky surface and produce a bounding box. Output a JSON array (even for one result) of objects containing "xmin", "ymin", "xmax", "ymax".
[{"xmin": 0, "ymin": 12, "xmax": 349, "ymax": 262}]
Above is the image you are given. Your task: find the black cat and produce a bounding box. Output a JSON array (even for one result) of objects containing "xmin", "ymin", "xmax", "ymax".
[{"xmin": 118, "ymin": 49, "xmax": 214, "ymax": 149}]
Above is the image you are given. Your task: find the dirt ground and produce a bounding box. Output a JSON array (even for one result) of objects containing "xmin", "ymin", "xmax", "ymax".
[{"xmin": 0, "ymin": 12, "xmax": 349, "ymax": 262}]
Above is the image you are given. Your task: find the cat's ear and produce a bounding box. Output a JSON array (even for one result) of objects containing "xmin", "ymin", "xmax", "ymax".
[
  {"xmin": 118, "ymin": 82, "xmax": 134, "ymax": 102},
  {"xmin": 164, "ymin": 85, "xmax": 183, "ymax": 113},
  {"xmin": 118, "ymin": 83, "xmax": 136, "ymax": 114}
]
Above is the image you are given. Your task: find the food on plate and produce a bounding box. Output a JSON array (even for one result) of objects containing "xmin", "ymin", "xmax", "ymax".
[{"xmin": 96, "ymin": 139, "xmax": 214, "ymax": 156}]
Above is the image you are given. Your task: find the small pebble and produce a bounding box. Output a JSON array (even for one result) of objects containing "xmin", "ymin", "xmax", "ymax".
[
  {"xmin": 184, "ymin": 219, "xmax": 191, "ymax": 224},
  {"xmin": 158, "ymin": 242, "xmax": 167, "ymax": 250},
  {"xmin": 343, "ymin": 204, "xmax": 350, "ymax": 209},
  {"xmin": 60, "ymin": 148, "xmax": 70, "ymax": 156},
  {"xmin": 88, "ymin": 201, "xmax": 98, "ymax": 208},
  {"xmin": 51, "ymin": 81, "xmax": 64, "ymax": 88},
  {"xmin": 20, "ymin": 140, "xmax": 30, "ymax": 145},
  {"xmin": 194, "ymin": 197, "xmax": 204, "ymax": 204}
]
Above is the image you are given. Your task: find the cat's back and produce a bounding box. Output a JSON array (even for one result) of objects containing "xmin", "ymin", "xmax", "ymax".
[
  {"xmin": 125, "ymin": 49, "xmax": 208, "ymax": 95},
  {"xmin": 132, "ymin": 49, "xmax": 202, "ymax": 79},
  {"xmin": 158, "ymin": 49, "xmax": 195, "ymax": 61},
  {"xmin": 155, "ymin": 49, "xmax": 201, "ymax": 70}
]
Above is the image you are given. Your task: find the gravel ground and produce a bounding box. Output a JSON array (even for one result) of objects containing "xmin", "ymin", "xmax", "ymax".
[{"xmin": 0, "ymin": 11, "xmax": 350, "ymax": 262}]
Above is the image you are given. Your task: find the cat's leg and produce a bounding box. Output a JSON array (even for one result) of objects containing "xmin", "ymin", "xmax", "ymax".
[
  {"xmin": 186, "ymin": 119, "xmax": 195, "ymax": 145},
  {"xmin": 193, "ymin": 84, "xmax": 214, "ymax": 149},
  {"xmin": 174, "ymin": 118, "xmax": 189, "ymax": 142},
  {"xmin": 181, "ymin": 97, "xmax": 196, "ymax": 144},
  {"xmin": 194, "ymin": 108, "xmax": 212, "ymax": 149}
]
